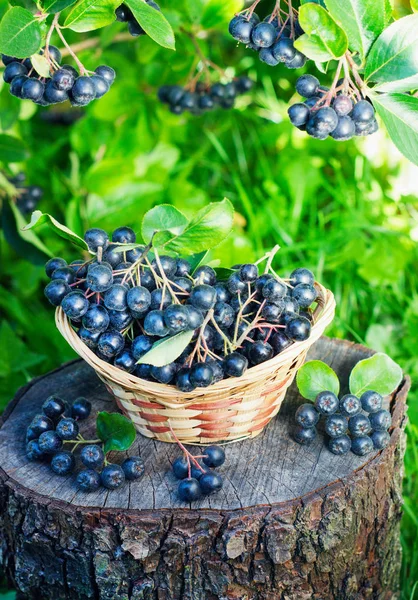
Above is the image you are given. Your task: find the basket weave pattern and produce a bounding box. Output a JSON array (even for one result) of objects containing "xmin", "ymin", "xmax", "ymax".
[{"xmin": 56, "ymin": 283, "xmax": 335, "ymax": 444}]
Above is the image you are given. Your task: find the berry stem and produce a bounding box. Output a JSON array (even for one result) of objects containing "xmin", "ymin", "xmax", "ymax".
[
  {"xmin": 54, "ymin": 22, "xmax": 88, "ymax": 75},
  {"xmin": 153, "ymin": 248, "xmax": 181, "ymax": 304},
  {"xmin": 168, "ymin": 423, "xmax": 206, "ymax": 472},
  {"xmin": 264, "ymin": 244, "xmax": 280, "ymax": 274}
]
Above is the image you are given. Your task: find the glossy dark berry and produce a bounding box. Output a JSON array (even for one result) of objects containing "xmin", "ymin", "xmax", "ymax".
[
  {"xmin": 42, "ymin": 395, "xmax": 66, "ymax": 420},
  {"xmin": 213, "ymin": 302, "xmax": 235, "ymax": 329},
  {"xmin": 330, "ymin": 116, "xmax": 356, "ymax": 141},
  {"xmin": 288, "ymin": 103, "xmax": 310, "ymax": 127},
  {"xmin": 295, "ymin": 403, "xmax": 320, "ymax": 428},
  {"xmin": 229, "ymin": 15, "xmax": 255, "ymax": 44},
  {"xmin": 248, "ymin": 340, "xmax": 273, "ymax": 365},
  {"xmin": 286, "ymin": 50, "xmax": 307, "ymax": 69},
  {"xmin": 71, "ymin": 76, "xmax": 96, "ymax": 106},
  {"xmin": 172, "ymin": 277, "xmax": 192, "ymax": 295},
  {"xmin": 223, "ymin": 352, "xmax": 248, "ymax": 377},
  {"xmin": 289, "ymin": 268, "xmax": 314, "ymax": 287},
  {"xmin": 45, "ymin": 257, "xmax": 67, "ymax": 278},
  {"xmin": 190, "ymin": 284, "xmax": 217, "ymax": 310},
  {"xmin": 269, "ymin": 331, "xmax": 292, "ymax": 354},
  {"xmin": 144, "ymin": 310, "xmax": 170, "ymax": 337},
  {"xmin": 3, "ymin": 61, "xmax": 28, "ymax": 83},
  {"xmin": 327, "ymin": 434, "xmax": 351, "ymax": 455},
  {"xmin": 351, "ymin": 99, "xmax": 375, "ymax": 122},
  {"xmin": 200, "ymin": 472, "xmax": 223, "ymax": 494},
  {"xmin": 175, "ymin": 258, "xmax": 191, "ymax": 277},
  {"xmin": 108, "ymin": 308, "xmax": 132, "ymax": 331},
  {"xmin": 339, "ymin": 394, "xmax": 361, "ymax": 417},
  {"xmin": 71, "ymin": 397, "xmax": 92, "ymax": 420},
  {"xmin": 29, "ymin": 414, "xmax": 54, "ymax": 437},
  {"xmin": 273, "ymin": 38, "xmax": 296, "ymax": 63},
  {"xmin": 131, "ymin": 335, "xmax": 154, "ymax": 360},
  {"xmin": 26, "ymin": 439, "xmax": 44, "ymax": 461},
  {"xmin": 369, "ymin": 409, "xmax": 391, "ymax": 432},
  {"xmin": 293, "ymin": 425, "xmax": 316, "ymax": 445},
  {"xmin": 151, "ymin": 363, "xmax": 177, "ymax": 384},
  {"xmin": 90, "ymin": 74, "xmax": 110, "ymax": 98},
  {"xmin": 111, "ymin": 226, "xmax": 135, "ymax": 243},
  {"xmin": 190, "ymin": 363, "xmax": 214, "ymax": 388},
  {"xmin": 56, "ymin": 418, "xmax": 79, "ymax": 440},
  {"xmin": 351, "ymin": 435, "xmax": 374, "ymax": 456},
  {"xmin": 84, "ymin": 228, "xmax": 109, "ymax": 251},
  {"xmin": 332, "ymin": 95, "xmax": 353, "ymax": 117},
  {"xmin": 227, "ymin": 273, "xmax": 246, "ymax": 295},
  {"xmin": 190, "ymin": 462, "xmax": 209, "ymax": 480},
  {"xmin": 164, "ymin": 304, "xmax": 190, "ymax": 333},
  {"xmin": 202, "ymin": 445, "xmax": 225, "ymax": 468},
  {"xmin": 296, "ymin": 74, "xmax": 320, "ymax": 98},
  {"xmin": 9, "ymin": 74, "xmax": 26, "ymax": 98},
  {"xmin": 95, "ymin": 65, "xmax": 116, "ymax": 85},
  {"xmin": 151, "ymin": 255, "xmax": 176, "ymax": 278},
  {"xmin": 370, "ymin": 430, "xmax": 390, "ymax": 450},
  {"xmin": 285, "ymin": 316, "xmax": 311, "ymax": 341},
  {"xmin": 21, "ymin": 77, "xmax": 44, "ymax": 101},
  {"xmin": 51, "ymin": 451, "xmax": 75, "ymax": 476},
  {"xmin": 61, "ymin": 290, "xmax": 89, "ymax": 320},
  {"xmin": 122, "ymin": 456, "xmax": 145, "ymax": 480},
  {"xmin": 214, "ymin": 283, "xmax": 230, "ymax": 303},
  {"xmin": 82, "ymin": 305, "xmax": 110, "ymax": 332},
  {"xmin": 150, "ymin": 288, "xmax": 171, "ymax": 311},
  {"xmin": 325, "ymin": 414, "xmax": 348, "ymax": 438},
  {"xmin": 194, "ymin": 265, "xmax": 217, "ymax": 286},
  {"xmin": 86, "ymin": 263, "xmax": 113, "ymax": 293},
  {"xmin": 251, "ymin": 22, "xmax": 276, "ymax": 47},
  {"xmin": 178, "ymin": 477, "xmax": 202, "ymax": 501},
  {"xmin": 101, "ymin": 464, "xmax": 125, "ymax": 489},
  {"xmin": 51, "ymin": 266, "xmax": 76, "ymax": 285},
  {"xmin": 135, "ymin": 363, "xmax": 152, "ymax": 380},
  {"xmin": 259, "ymin": 47, "xmax": 279, "ymax": 66},
  {"xmin": 114, "ymin": 349, "xmax": 136, "ymax": 372},
  {"xmin": 44, "ymin": 279, "xmax": 71, "ymax": 306},
  {"xmin": 52, "ymin": 68, "xmax": 75, "ymax": 91},
  {"xmin": 291, "ymin": 284, "xmax": 317, "ymax": 308},
  {"xmin": 98, "ymin": 330, "xmax": 125, "ymax": 358},
  {"xmin": 44, "ymin": 79, "xmax": 69, "ymax": 104},
  {"xmin": 103, "ymin": 284, "xmax": 128, "ymax": 311},
  {"xmin": 360, "ymin": 391, "xmax": 383, "ymax": 413},
  {"xmin": 176, "ymin": 368, "xmax": 196, "ymax": 392},
  {"xmin": 263, "ymin": 278, "xmax": 287, "ymax": 303},
  {"xmin": 172, "ymin": 456, "xmax": 189, "ymax": 479},
  {"xmin": 81, "ymin": 444, "xmax": 104, "ymax": 469},
  {"xmin": 77, "ymin": 469, "xmax": 101, "ymax": 492},
  {"xmin": 38, "ymin": 430, "xmax": 63, "ymax": 454},
  {"xmin": 348, "ymin": 414, "xmax": 371, "ymax": 437}
]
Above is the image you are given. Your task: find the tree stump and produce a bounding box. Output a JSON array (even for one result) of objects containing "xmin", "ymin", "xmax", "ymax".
[{"xmin": 0, "ymin": 337, "xmax": 409, "ymax": 600}]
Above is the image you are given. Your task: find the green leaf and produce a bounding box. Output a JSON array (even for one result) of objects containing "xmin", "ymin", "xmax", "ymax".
[
  {"xmin": 164, "ymin": 198, "xmax": 234, "ymax": 255},
  {"xmin": 0, "ymin": 7, "xmax": 42, "ymax": 58},
  {"xmin": 22, "ymin": 210, "xmax": 90, "ymax": 251},
  {"xmin": 214, "ymin": 267, "xmax": 235, "ymax": 280},
  {"xmin": 349, "ymin": 352, "xmax": 403, "ymax": 397},
  {"xmin": 412, "ymin": 0, "xmax": 418, "ymax": 12},
  {"xmin": 0, "ymin": 320, "xmax": 44, "ymax": 377},
  {"xmin": 124, "ymin": 0, "xmax": 175, "ymax": 49},
  {"xmin": 200, "ymin": 0, "xmax": 242, "ymax": 29},
  {"xmin": 324, "ymin": 0, "xmax": 387, "ymax": 59},
  {"xmin": 365, "ymin": 14, "xmax": 418, "ymax": 92},
  {"xmin": 141, "ymin": 204, "xmax": 188, "ymax": 244},
  {"xmin": 96, "ymin": 411, "xmax": 136, "ymax": 454},
  {"xmin": 30, "ymin": 53, "xmax": 50, "ymax": 78},
  {"xmin": 0, "ymin": 134, "xmax": 29, "ymax": 162},
  {"xmin": 137, "ymin": 330, "xmax": 194, "ymax": 367},
  {"xmin": 294, "ymin": 34, "xmax": 334, "ymax": 62},
  {"xmin": 2, "ymin": 200, "xmax": 52, "ymax": 265},
  {"xmin": 296, "ymin": 360, "xmax": 340, "ymax": 401},
  {"xmin": 298, "ymin": 3, "xmax": 348, "ymax": 59},
  {"xmin": 64, "ymin": 0, "xmax": 119, "ymax": 32},
  {"xmin": 189, "ymin": 251, "xmax": 209, "ymax": 273},
  {"xmin": 41, "ymin": 0, "xmax": 77, "ymax": 14},
  {"xmin": 372, "ymin": 93, "xmax": 418, "ymax": 166}
]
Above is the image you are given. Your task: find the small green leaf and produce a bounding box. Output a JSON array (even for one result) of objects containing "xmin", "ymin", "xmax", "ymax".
[
  {"xmin": 164, "ymin": 198, "xmax": 234, "ymax": 255},
  {"xmin": 141, "ymin": 204, "xmax": 188, "ymax": 244},
  {"xmin": 294, "ymin": 33, "xmax": 334, "ymax": 62},
  {"xmin": 137, "ymin": 330, "xmax": 194, "ymax": 367},
  {"xmin": 189, "ymin": 251, "xmax": 210, "ymax": 273},
  {"xmin": 214, "ymin": 267, "xmax": 235, "ymax": 280},
  {"xmin": 96, "ymin": 411, "xmax": 136, "ymax": 454},
  {"xmin": 0, "ymin": 134, "xmax": 29, "ymax": 162},
  {"xmin": 365, "ymin": 14, "xmax": 418, "ymax": 92},
  {"xmin": 22, "ymin": 210, "xmax": 90, "ymax": 251},
  {"xmin": 298, "ymin": 3, "xmax": 348, "ymax": 59},
  {"xmin": 30, "ymin": 53, "xmax": 50, "ymax": 78},
  {"xmin": 324, "ymin": 0, "xmax": 387, "ymax": 59},
  {"xmin": 124, "ymin": 0, "xmax": 175, "ymax": 49},
  {"xmin": 349, "ymin": 353, "xmax": 403, "ymax": 397},
  {"xmin": 296, "ymin": 360, "xmax": 340, "ymax": 401},
  {"xmin": 372, "ymin": 93, "xmax": 418, "ymax": 166},
  {"xmin": 41, "ymin": 0, "xmax": 77, "ymax": 13},
  {"xmin": 64, "ymin": 0, "xmax": 119, "ymax": 32},
  {"xmin": 0, "ymin": 7, "xmax": 42, "ymax": 58}
]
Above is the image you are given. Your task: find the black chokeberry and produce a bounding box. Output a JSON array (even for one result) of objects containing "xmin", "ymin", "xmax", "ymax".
[
  {"xmin": 21, "ymin": 78, "xmax": 44, "ymax": 101},
  {"xmin": 78, "ymin": 327, "xmax": 101, "ymax": 349},
  {"xmin": 328, "ymin": 435, "xmax": 351, "ymax": 455},
  {"xmin": 248, "ymin": 340, "xmax": 273, "ymax": 365},
  {"xmin": 251, "ymin": 22, "xmax": 276, "ymax": 47},
  {"xmin": 132, "ymin": 335, "xmax": 154, "ymax": 360},
  {"xmin": 90, "ymin": 74, "xmax": 110, "ymax": 99},
  {"xmin": 227, "ymin": 272, "xmax": 246, "ymax": 295},
  {"xmin": 46, "ymin": 257, "xmax": 67, "ymax": 278},
  {"xmin": 315, "ymin": 391, "xmax": 339, "ymax": 415},
  {"xmin": 84, "ymin": 228, "xmax": 109, "ymax": 251},
  {"xmin": 339, "ymin": 394, "xmax": 361, "ymax": 417},
  {"xmin": 223, "ymin": 352, "xmax": 248, "ymax": 377},
  {"xmin": 370, "ymin": 430, "xmax": 390, "ymax": 450},
  {"xmin": 296, "ymin": 74, "xmax": 319, "ymax": 98},
  {"xmin": 3, "ymin": 61, "xmax": 28, "ymax": 83},
  {"xmin": 71, "ymin": 397, "xmax": 92, "ymax": 420},
  {"xmin": 82, "ymin": 305, "xmax": 110, "ymax": 332},
  {"xmin": 369, "ymin": 409, "xmax": 391, "ymax": 432},
  {"xmin": 104, "ymin": 284, "xmax": 128, "ymax": 311},
  {"xmin": 26, "ymin": 439, "xmax": 44, "ymax": 461},
  {"xmin": 291, "ymin": 284, "xmax": 317, "ymax": 308},
  {"xmin": 56, "ymin": 418, "xmax": 79, "ymax": 440},
  {"xmin": 332, "ymin": 95, "xmax": 353, "ymax": 116},
  {"xmin": 272, "ymin": 37, "xmax": 296, "ymax": 62},
  {"xmin": 288, "ymin": 103, "xmax": 310, "ymax": 128},
  {"xmin": 351, "ymin": 99, "xmax": 375, "ymax": 122},
  {"xmin": 164, "ymin": 304, "xmax": 190, "ymax": 333},
  {"xmin": 348, "ymin": 414, "xmax": 371, "ymax": 437},
  {"xmin": 52, "ymin": 68, "xmax": 75, "ymax": 91},
  {"xmin": 325, "ymin": 414, "xmax": 348, "ymax": 438},
  {"xmin": 38, "ymin": 430, "xmax": 63, "ymax": 454},
  {"xmin": 151, "ymin": 363, "xmax": 177, "ymax": 384},
  {"xmin": 190, "ymin": 284, "xmax": 217, "ymax": 310},
  {"xmin": 351, "ymin": 435, "xmax": 373, "ymax": 456},
  {"xmin": 86, "ymin": 263, "xmax": 113, "ymax": 293},
  {"xmin": 114, "ymin": 349, "xmax": 136, "ymax": 372},
  {"xmin": 172, "ymin": 456, "xmax": 189, "ymax": 479},
  {"xmin": 81, "ymin": 444, "xmax": 104, "ymax": 469},
  {"xmin": 360, "ymin": 390, "xmax": 383, "ymax": 413},
  {"xmin": 42, "ymin": 395, "xmax": 66, "ymax": 420},
  {"xmin": 330, "ymin": 116, "xmax": 356, "ymax": 141},
  {"xmin": 30, "ymin": 414, "xmax": 54, "ymax": 437},
  {"xmin": 95, "ymin": 65, "xmax": 116, "ymax": 86},
  {"xmin": 229, "ymin": 15, "xmax": 255, "ymax": 44},
  {"xmin": 262, "ymin": 278, "xmax": 286, "ymax": 302},
  {"xmin": 202, "ymin": 445, "xmax": 225, "ymax": 468},
  {"xmin": 293, "ymin": 425, "xmax": 316, "ymax": 445},
  {"xmin": 122, "ymin": 456, "xmax": 145, "ymax": 480},
  {"xmin": 200, "ymin": 472, "xmax": 223, "ymax": 494},
  {"xmin": 101, "ymin": 464, "xmax": 125, "ymax": 489},
  {"xmin": 176, "ymin": 368, "xmax": 196, "ymax": 392},
  {"xmin": 51, "ymin": 266, "xmax": 76, "ymax": 285},
  {"xmin": 144, "ymin": 310, "xmax": 170, "ymax": 337},
  {"xmin": 61, "ymin": 290, "xmax": 89, "ymax": 320},
  {"xmin": 289, "ymin": 268, "xmax": 314, "ymax": 287},
  {"xmin": 77, "ymin": 469, "xmax": 101, "ymax": 492},
  {"xmin": 285, "ymin": 316, "xmax": 311, "ymax": 341},
  {"xmin": 51, "ymin": 451, "xmax": 76, "ymax": 476},
  {"xmin": 108, "ymin": 308, "xmax": 133, "ymax": 331},
  {"xmin": 269, "ymin": 331, "xmax": 292, "ymax": 354},
  {"xmin": 295, "ymin": 403, "xmax": 320, "ymax": 428},
  {"xmin": 190, "ymin": 363, "xmax": 214, "ymax": 388},
  {"xmin": 71, "ymin": 76, "xmax": 96, "ymax": 106},
  {"xmin": 98, "ymin": 330, "xmax": 125, "ymax": 358},
  {"xmin": 178, "ymin": 477, "xmax": 202, "ymax": 501}
]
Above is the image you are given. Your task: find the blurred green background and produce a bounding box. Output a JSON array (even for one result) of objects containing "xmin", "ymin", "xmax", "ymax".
[{"xmin": 0, "ymin": 0, "xmax": 417, "ymax": 597}]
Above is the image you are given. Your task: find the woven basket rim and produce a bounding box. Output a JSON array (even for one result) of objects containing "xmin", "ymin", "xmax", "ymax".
[{"xmin": 56, "ymin": 282, "xmax": 336, "ymax": 402}]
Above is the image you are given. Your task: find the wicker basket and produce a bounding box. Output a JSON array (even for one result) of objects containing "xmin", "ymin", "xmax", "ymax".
[{"xmin": 56, "ymin": 282, "xmax": 335, "ymax": 444}]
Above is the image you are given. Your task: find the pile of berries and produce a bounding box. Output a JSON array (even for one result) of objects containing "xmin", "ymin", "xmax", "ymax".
[
  {"xmin": 229, "ymin": 11, "xmax": 307, "ymax": 69},
  {"xmin": 171, "ymin": 444, "xmax": 225, "ymax": 501},
  {"xmin": 115, "ymin": 0, "xmax": 160, "ymax": 36},
  {"xmin": 2, "ymin": 49, "xmax": 115, "ymax": 107},
  {"xmin": 158, "ymin": 77, "xmax": 253, "ymax": 115},
  {"xmin": 26, "ymin": 395, "xmax": 145, "ymax": 492},
  {"xmin": 288, "ymin": 75, "xmax": 379, "ymax": 141},
  {"xmin": 293, "ymin": 390, "xmax": 392, "ymax": 456},
  {"xmin": 44, "ymin": 227, "xmax": 319, "ymax": 391},
  {"xmin": 7, "ymin": 172, "xmax": 43, "ymax": 215}
]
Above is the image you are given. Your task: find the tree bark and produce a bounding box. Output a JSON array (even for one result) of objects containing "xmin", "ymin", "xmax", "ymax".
[{"xmin": 0, "ymin": 337, "xmax": 409, "ymax": 600}]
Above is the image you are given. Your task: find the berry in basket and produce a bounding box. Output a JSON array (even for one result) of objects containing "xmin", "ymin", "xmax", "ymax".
[{"xmin": 44, "ymin": 224, "xmax": 320, "ymax": 391}]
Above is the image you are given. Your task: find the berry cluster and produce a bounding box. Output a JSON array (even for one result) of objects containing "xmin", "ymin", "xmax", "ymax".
[
  {"xmin": 158, "ymin": 77, "xmax": 253, "ymax": 115},
  {"xmin": 288, "ymin": 75, "xmax": 378, "ymax": 141},
  {"xmin": 26, "ymin": 395, "xmax": 145, "ymax": 492},
  {"xmin": 171, "ymin": 443, "xmax": 225, "ymax": 502},
  {"xmin": 115, "ymin": 0, "xmax": 160, "ymax": 37},
  {"xmin": 44, "ymin": 227, "xmax": 318, "ymax": 391},
  {"xmin": 2, "ymin": 50, "xmax": 115, "ymax": 107},
  {"xmin": 294, "ymin": 390, "xmax": 392, "ymax": 456},
  {"xmin": 7, "ymin": 172, "xmax": 43, "ymax": 215},
  {"xmin": 229, "ymin": 10, "xmax": 306, "ymax": 69}
]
